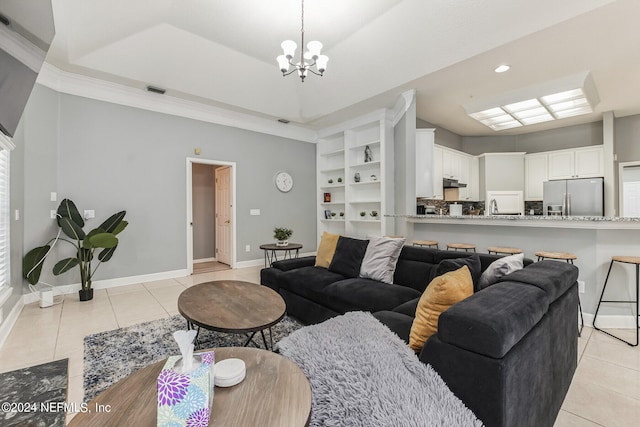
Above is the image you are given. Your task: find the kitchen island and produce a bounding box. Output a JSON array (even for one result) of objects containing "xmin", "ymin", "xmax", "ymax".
[{"xmin": 390, "ymin": 214, "xmax": 640, "ymax": 328}]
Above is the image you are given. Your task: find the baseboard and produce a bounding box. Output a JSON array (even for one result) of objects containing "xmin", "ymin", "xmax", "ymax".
[
  {"xmin": 23, "ymin": 269, "xmax": 189, "ymax": 304},
  {"xmin": 194, "ymin": 257, "xmax": 216, "ymax": 264},
  {"xmin": 235, "ymin": 251, "xmax": 317, "ymax": 269},
  {"xmin": 0, "ymin": 297, "xmax": 23, "ymax": 349},
  {"xmin": 582, "ymin": 313, "xmax": 638, "ymax": 329}
]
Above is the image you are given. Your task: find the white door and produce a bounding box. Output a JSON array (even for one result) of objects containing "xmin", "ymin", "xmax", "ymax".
[{"xmin": 215, "ymin": 166, "xmax": 232, "ymax": 265}]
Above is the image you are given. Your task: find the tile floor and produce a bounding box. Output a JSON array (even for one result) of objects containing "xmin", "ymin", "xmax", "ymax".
[{"xmin": 0, "ymin": 265, "xmax": 638, "ymax": 426}]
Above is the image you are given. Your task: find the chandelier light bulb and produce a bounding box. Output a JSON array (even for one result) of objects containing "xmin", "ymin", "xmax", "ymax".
[
  {"xmin": 316, "ymin": 55, "xmax": 329, "ymax": 73},
  {"xmin": 276, "ymin": 55, "xmax": 290, "ymax": 73},
  {"xmin": 306, "ymin": 41, "xmax": 323, "ymax": 59},
  {"xmin": 281, "ymin": 40, "xmax": 297, "ymax": 59}
]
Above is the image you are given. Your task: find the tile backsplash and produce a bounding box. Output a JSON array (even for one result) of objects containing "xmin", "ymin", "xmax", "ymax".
[{"xmin": 417, "ymin": 199, "xmax": 544, "ymax": 215}]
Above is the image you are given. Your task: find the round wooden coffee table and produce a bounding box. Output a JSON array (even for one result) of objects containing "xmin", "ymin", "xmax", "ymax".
[
  {"xmin": 68, "ymin": 347, "xmax": 312, "ymax": 427},
  {"xmin": 178, "ymin": 280, "xmax": 286, "ymax": 349}
]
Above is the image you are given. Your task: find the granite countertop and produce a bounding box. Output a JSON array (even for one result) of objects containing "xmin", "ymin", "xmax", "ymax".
[{"xmin": 387, "ymin": 214, "xmax": 640, "ymax": 229}]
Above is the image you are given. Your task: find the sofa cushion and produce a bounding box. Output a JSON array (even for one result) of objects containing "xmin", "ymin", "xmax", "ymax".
[
  {"xmin": 478, "ymin": 253, "xmax": 525, "ymax": 290},
  {"xmin": 280, "ymin": 266, "xmax": 346, "ymax": 304},
  {"xmin": 373, "ymin": 311, "xmax": 413, "ymax": 343},
  {"xmin": 497, "ymin": 260, "xmax": 579, "ymax": 305},
  {"xmin": 438, "ymin": 281, "xmax": 548, "ymax": 358},
  {"xmin": 359, "ymin": 236, "xmax": 406, "ymax": 284},
  {"xmin": 409, "ymin": 266, "xmax": 473, "ymax": 352},
  {"xmin": 433, "ymin": 254, "xmax": 482, "ymax": 292},
  {"xmin": 392, "ymin": 297, "xmax": 419, "ymax": 316},
  {"xmin": 322, "ymin": 278, "xmax": 421, "ymax": 314},
  {"xmin": 315, "ymin": 231, "xmax": 340, "ymax": 268},
  {"xmin": 393, "ymin": 246, "xmax": 441, "ymax": 291},
  {"xmin": 328, "ymin": 236, "xmax": 369, "ymax": 278}
]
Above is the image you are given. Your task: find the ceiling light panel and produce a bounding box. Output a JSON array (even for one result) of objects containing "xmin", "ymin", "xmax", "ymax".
[{"xmin": 503, "ymin": 98, "xmax": 542, "ymax": 112}]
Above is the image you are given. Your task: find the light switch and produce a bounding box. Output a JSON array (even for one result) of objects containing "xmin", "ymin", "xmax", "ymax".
[
  {"xmin": 14, "ymin": 209, "xmax": 19, "ymax": 221},
  {"xmin": 250, "ymin": 209, "xmax": 260, "ymax": 216},
  {"xmin": 51, "ymin": 192, "xmax": 57, "ymax": 202},
  {"xmin": 84, "ymin": 210, "xmax": 95, "ymax": 219}
]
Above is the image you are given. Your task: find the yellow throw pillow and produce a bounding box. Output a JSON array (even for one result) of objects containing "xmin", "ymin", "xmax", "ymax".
[
  {"xmin": 409, "ymin": 265, "xmax": 473, "ymax": 352},
  {"xmin": 315, "ymin": 232, "xmax": 340, "ymax": 268}
]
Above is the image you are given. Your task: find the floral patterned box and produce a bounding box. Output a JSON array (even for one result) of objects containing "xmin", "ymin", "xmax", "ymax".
[{"xmin": 157, "ymin": 351, "xmax": 215, "ymax": 427}]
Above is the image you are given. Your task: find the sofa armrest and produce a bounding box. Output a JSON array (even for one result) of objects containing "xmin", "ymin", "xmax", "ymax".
[
  {"xmin": 438, "ymin": 282, "xmax": 548, "ymax": 358},
  {"xmin": 271, "ymin": 256, "xmax": 316, "ymax": 271}
]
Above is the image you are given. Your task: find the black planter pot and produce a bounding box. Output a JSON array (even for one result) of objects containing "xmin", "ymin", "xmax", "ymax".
[{"xmin": 79, "ymin": 288, "xmax": 94, "ymax": 301}]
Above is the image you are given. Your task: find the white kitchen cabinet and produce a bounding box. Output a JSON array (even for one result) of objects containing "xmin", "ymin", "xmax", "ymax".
[
  {"xmin": 525, "ymin": 153, "xmax": 548, "ymax": 200},
  {"xmin": 468, "ymin": 157, "xmax": 480, "ymax": 201},
  {"xmin": 548, "ymin": 146, "xmax": 603, "ymax": 180},
  {"xmin": 432, "ymin": 146, "xmax": 443, "ymax": 199},
  {"xmin": 458, "ymin": 154, "xmax": 471, "ymax": 200},
  {"xmin": 416, "ymin": 129, "xmax": 435, "ymax": 197}
]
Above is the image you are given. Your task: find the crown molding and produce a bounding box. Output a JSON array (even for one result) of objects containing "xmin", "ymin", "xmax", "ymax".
[
  {"xmin": 36, "ymin": 63, "xmax": 317, "ymax": 143},
  {"xmin": 0, "ymin": 25, "xmax": 46, "ymax": 72},
  {"xmin": 0, "ymin": 131, "xmax": 16, "ymax": 152}
]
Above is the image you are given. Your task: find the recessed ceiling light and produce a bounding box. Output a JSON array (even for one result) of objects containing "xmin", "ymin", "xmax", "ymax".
[{"xmin": 494, "ymin": 65, "xmax": 511, "ymax": 73}]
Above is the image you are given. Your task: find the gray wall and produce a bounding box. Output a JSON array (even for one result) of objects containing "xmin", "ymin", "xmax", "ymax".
[
  {"xmin": 461, "ymin": 122, "xmax": 603, "ymax": 155},
  {"xmin": 417, "ymin": 118, "xmax": 462, "ymax": 151},
  {"xmin": 192, "ymin": 163, "xmax": 215, "ymax": 261},
  {"xmin": 615, "ymin": 115, "xmax": 640, "ymax": 163},
  {"xmin": 16, "ymin": 84, "xmax": 317, "ymax": 287}
]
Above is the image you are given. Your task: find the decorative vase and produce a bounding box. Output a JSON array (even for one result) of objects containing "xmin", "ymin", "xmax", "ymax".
[
  {"xmin": 79, "ymin": 288, "xmax": 94, "ymax": 301},
  {"xmin": 276, "ymin": 240, "xmax": 288, "ymax": 247}
]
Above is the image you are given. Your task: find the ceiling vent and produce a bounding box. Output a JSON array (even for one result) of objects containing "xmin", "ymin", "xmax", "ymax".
[
  {"xmin": 146, "ymin": 85, "xmax": 166, "ymax": 95},
  {"xmin": 278, "ymin": 118, "xmax": 290, "ymax": 124}
]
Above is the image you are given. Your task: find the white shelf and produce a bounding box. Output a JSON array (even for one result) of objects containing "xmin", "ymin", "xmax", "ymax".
[
  {"xmin": 350, "ymin": 140, "xmax": 380, "ymax": 150},
  {"xmin": 319, "ymin": 167, "xmax": 345, "ymax": 174},
  {"xmin": 320, "ymin": 184, "xmax": 345, "ymax": 189},
  {"xmin": 350, "ymin": 180, "xmax": 380, "ymax": 186},
  {"xmin": 320, "ymin": 202, "xmax": 345, "ymax": 205},
  {"xmin": 320, "ymin": 148, "xmax": 345, "ymax": 157},
  {"xmin": 321, "ymin": 219, "xmax": 345, "ymax": 222},
  {"xmin": 350, "ymin": 161, "xmax": 381, "ymax": 170},
  {"xmin": 351, "ymin": 218, "xmax": 381, "ymax": 223},
  {"xmin": 349, "ymin": 199, "xmax": 381, "ymax": 204}
]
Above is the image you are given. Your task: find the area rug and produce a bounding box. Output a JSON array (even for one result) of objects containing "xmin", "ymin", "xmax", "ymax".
[
  {"xmin": 83, "ymin": 314, "xmax": 303, "ymax": 401},
  {"xmin": 277, "ymin": 311, "xmax": 484, "ymax": 427},
  {"xmin": 0, "ymin": 358, "xmax": 68, "ymax": 427}
]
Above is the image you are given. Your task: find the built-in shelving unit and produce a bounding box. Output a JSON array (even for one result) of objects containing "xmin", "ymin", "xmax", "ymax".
[{"xmin": 316, "ymin": 110, "xmax": 394, "ymax": 240}]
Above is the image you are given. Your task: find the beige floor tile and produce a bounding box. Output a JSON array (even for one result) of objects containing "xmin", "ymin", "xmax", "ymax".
[
  {"xmin": 66, "ymin": 373, "xmax": 84, "ymax": 423},
  {"xmin": 0, "ymin": 354, "xmax": 54, "ymax": 374},
  {"xmin": 577, "ymin": 355, "xmax": 640, "ymax": 401},
  {"xmin": 175, "ymin": 272, "xmax": 220, "ymax": 287},
  {"xmin": 585, "ymin": 329, "xmax": 640, "ymax": 372},
  {"xmin": 19, "ymin": 300, "xmax": 64, "ymax": 320},
  {"xmin": 116, "ymin": 310, "xmax": 171, "ymax": 328},
  {"xmin": 562, "ymin": 372, "xmax": 640, "ymax": 426},
  {"xmin": 105, "ymin": 283, "xmax": 146, "ymax": 295},
  {"xmin": 148, "ymin": 285, "xmax": 184, "ymax": 313},
  {"xmin": 143, "ymin": 278, "xmax": 183, "ymax": 290},
  {"xmin": 578, "ymin": 326, "xmax": 593, "ymax": 362},
  {"xmin": 554, "ymin": 409, "xmax": 604, "ymax": 427}
]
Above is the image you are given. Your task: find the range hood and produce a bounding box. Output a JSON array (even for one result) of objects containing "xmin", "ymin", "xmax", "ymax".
[{"xmin": 443, "ymin": 178, "xmax": 467, "ymax": 188}]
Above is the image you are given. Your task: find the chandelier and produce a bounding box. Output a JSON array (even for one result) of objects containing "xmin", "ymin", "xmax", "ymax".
[{"xmin": 276, "ymin": 0, "xmax": 329, "ymax": 82}]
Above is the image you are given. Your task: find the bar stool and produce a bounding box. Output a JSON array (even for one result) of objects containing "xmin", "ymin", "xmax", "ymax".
[
  {"xmin": 487, "ymin": 246, "xmax": 522, "ymax": 255},
  {"xmin": 413, "ymin": 240, "xmax": 438, "ymax": 248},
  {"xmin": 593, "ymin": 256, "xmax": 640, "ymax": 347},
  {"xmin": 447, "ymin": 243, "xmax": 476, "ymax": 252},
  {"xmin": 536, "ymin": 251, "xmax": 583, "ymax": 336}
]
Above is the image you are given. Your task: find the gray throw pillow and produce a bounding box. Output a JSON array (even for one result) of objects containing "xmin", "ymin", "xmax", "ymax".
[
  {"xmin": 478, "ymin": 253, "xmax": 525, "ymax": 290},
  {"xmin": 359, "ymin": 236, "xmax": 406, "ymax": 284}
]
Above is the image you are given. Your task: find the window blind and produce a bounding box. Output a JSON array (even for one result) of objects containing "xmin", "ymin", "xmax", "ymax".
[{"xmin": 0, "ymin": 147, "xmax": 10, "ymax": 290}]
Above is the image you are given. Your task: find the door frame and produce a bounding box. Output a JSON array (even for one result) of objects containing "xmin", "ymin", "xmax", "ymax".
[
  {"xmin": 618, "ymin": 160, "xmax": 640, "ymax": 217},
  {"xmin": 186, "ymin": 158, "xmax": 237, "ymax": 274}
]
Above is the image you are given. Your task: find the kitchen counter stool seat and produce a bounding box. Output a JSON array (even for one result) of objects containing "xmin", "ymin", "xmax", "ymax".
[
  {"xmin": 593, "ymin": 256, "xmax": 640, "ymax": 347},
  {"xmin": 413, "ymin": 240, "xmax": 438, "ymax": 248},
  {"xmin": 536, "ymin": 251, "xmax": 583, "ymax": 336},
  {"xmin": 446, "ymin": 243, "xmax": 476, "ymax": 252},
  {"xmin": 488, "ymin": 246, "xmax": 522, "ymax": 255}
]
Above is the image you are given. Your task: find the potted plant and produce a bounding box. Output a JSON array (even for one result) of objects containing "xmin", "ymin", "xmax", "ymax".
[
  {"xmin": 330, "ymin": 212, "xmax": 337, "ymax": 219},
  {"xmin": 370, "ymin": 210, "xmax": 378, "ymax": 218},
  {"xmin": 23, "ymin": 199, "xmax": 128, "ymax": 301},
  {"xmin": 360, "ymin": 211, "xmax": 366, "ymax": 217},
  {"xmin": 273, "ymin": 227, "xmax": 293, "ymax": 246},
  {"xmin": 328, "ymin": 179, "xmax": 334, "ymax": 184},
  {"xmin": 337, "ymin": 177, "xmax": 343, "ymax": 183},
  {"xmin": 339, "ymin": 211, "xmax": 344, "ymax": 218}
]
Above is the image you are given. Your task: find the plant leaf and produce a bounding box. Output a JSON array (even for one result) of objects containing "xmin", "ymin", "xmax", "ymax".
[
  {"xmin": 53, "ymin": 258, "xmax": 79, "ymax": 275},
  {"xmin": 99, "ymin": 211, "xmax": 126, "ymax": 233},
  {"xmin": 98, "ymin": 245, "xmax": 117, "ymax": 262},
  {"xmin": 83, "ymin": 228, "xmax": 105, "ymax": 249},
  {"xmin": 58, "ymin": 216, "xmax": 86, "ymax": 241},
  {"xmin": 23, "ymin": 245, "xmax": 50, "ymax": 285},
  {"xmin": 111, "ymin": 220, "xmax": 128, "ymax": 236},
  {"xmin": 89, "ymin": 233, "xmax": 118, "ymax": 249},
  {"xmin": 57, "ymin": 199, "xmax": 85, "ymax": 228}
]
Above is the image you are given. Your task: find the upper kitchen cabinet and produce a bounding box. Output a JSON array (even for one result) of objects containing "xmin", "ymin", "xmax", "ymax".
[
  {"xmin": 525, "ymin": 153, "xmax": 548, "ymax": 200},
  {"xmin": 437, "ymin": 146, "xmax": 475, "ymax": 200},
  {"xmin": 432, "ymin": 146, "xmax": 444, "ymax": 199},
  {"xmin": 416, "ymin": 129, "xmax": 435, "ymax": 198},
  {"xmin": 548, "ymin": 146, "xmax": 604, "ymax": 180}
]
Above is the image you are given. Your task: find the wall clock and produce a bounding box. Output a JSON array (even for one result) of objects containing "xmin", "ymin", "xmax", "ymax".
[{"xmin": 274, "ymin": 171, "xmax": 294, "ymax": 193}]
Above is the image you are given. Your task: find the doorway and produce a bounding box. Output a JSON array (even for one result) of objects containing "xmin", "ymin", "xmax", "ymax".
[
  {"xmin": 186, "ymin": 158, "xmax": 236, "ymax": 274},
  {"xmin": 619, "ymin": 161, "xmax": 640, "ymax": 217}
]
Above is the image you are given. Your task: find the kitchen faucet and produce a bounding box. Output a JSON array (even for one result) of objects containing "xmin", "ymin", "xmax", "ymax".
[{"xmin": 490, "ymin": 198, "xmax": 499, "ymax": 215}]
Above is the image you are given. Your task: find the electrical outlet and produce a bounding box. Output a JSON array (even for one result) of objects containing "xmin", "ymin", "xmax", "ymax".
[
  {"xmin": 84, "ymin": 210, "xmax": 95, "ymax": 219},
  {"xmin": 50, "ymin": 192, "xmax": 57, "ymax": 202},
  {"xmin": 578, "ymin": 280, "xmax": 585, "ymax": 293},
  {"xmin": 50, "ymin": 210, "xmax": 57, "ymax": 219},
  {"xmin": 245, "ymin": 245, "xmax": 251, "ymax": 252}
]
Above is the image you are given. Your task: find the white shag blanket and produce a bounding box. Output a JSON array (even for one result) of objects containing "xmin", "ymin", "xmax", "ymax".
[{"xmin": 277, "ymin": 311, "xmax": 483, "ymax": 427}]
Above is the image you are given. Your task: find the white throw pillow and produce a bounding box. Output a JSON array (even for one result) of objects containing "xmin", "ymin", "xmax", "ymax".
[
  {"xmin": 478, "ymin": 253, "xmax": 525, "ymax": 290},
  {"xmin": 359, "ymin": 236, "xmax": 406, "ymax": 284}
]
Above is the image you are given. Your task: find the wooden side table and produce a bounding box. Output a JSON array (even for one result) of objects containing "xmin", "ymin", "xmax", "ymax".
[
  {"xmin": 68, "ymin": 347, "xmax": 312, "ymax": 427},
  {"xmin": 260, "ymin": 243, "xmax": 303, "ymax": 267}
]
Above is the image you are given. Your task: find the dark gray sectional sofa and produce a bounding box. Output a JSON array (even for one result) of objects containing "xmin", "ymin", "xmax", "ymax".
[{"xmin": 260, "ymin": 245, "xmax": 579, "ymax": 427}]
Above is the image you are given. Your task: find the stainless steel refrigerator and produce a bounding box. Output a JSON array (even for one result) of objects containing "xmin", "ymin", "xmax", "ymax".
[{"xmin": 543, "ymin": 177, "xmax": 604, "ymax": 216}]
